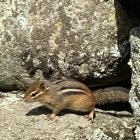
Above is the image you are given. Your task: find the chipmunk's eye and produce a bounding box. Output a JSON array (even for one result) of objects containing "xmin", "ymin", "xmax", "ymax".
[{"xmin": 31, "ymin": 91, "xmax": 37, "ymax": 97}]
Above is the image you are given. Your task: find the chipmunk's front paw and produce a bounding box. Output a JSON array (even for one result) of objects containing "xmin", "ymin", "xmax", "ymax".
[{"xmin": 47, "ymin": 113, "xmax": 57, "ymax": 121}]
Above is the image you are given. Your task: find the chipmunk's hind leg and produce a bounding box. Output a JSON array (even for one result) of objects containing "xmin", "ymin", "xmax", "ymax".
[
  {"xmin": 84, "ymin": 108, "xmax": 95, "ymax": 122},
  {"xmin": 89, "ymin": 109, "xmax": 95, "ymax": 122}
]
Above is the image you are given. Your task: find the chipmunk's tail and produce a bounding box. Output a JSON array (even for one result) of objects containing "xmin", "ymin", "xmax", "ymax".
[{"xmin": 93, "ymin": 87, "xmax": 129, "ymax": 105}]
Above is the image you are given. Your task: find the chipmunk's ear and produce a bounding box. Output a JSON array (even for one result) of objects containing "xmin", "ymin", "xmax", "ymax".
[
  {"xmin": 39, "ymin": 81, "xmax": 50, "ymax": 91},
  {"xmin": 39, "ymin": 82, "xmax": 45, "ymax": 90}
]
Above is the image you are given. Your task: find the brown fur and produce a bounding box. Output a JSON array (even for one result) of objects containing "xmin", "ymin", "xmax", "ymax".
[
  {"xmin": 94, "ymin": 87, "xmax": 129, "ymax": 105},
  {"xmin": 23, "ymin": 79, "xmax": 129, "ymax": 121}
]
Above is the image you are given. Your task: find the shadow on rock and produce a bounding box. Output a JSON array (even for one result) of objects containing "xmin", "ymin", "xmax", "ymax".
[
  {"xmin": 26, "ymin": 105, "xmax": 88, "ymax": 117},
  {"xmin": 26, "ymin": 106, "xmax": 52, "ymax": 116}
]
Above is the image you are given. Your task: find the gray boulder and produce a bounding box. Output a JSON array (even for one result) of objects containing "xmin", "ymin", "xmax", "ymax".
[
  {"xmin": 129, "ymin": 27, "xmax": 140, "ymax": 140},
  {"xmin": 0, "ymin": 0, "xmax": 135, "ymax": 90}
]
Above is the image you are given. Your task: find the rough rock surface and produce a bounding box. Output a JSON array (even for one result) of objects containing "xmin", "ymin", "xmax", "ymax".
[
  {"xmin": 129, "ymin": 27, "xmax": 140, "ymax": 140},
  {"xmin": 0, "ymin": 92, "xmax": 134, "ymax": 140},
  {"xmin": 0, "ymin": 0, "xmax": 135, "ymax": 90}
]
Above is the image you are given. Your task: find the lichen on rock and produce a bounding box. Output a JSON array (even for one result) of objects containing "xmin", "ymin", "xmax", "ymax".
[
  {"xmin": 129, "ymin": 27, "xmax": 140, "ymax": 140},
  {"xmin": 0, "ymin": 0, "xmax": 135, "ymax": 90}
]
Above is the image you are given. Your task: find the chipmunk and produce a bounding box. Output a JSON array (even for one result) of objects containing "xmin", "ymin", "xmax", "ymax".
[{"xmin": 23, "ymin": 79, "xmax": 129, "ymax": 122}]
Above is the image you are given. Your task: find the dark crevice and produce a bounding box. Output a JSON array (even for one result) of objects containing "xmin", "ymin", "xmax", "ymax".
[{"xmin": 118, "ymin": 0, "xmax": 140, "ymax": 21}]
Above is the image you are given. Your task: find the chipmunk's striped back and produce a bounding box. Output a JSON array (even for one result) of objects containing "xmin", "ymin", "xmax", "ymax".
[{"xmin": 56, "ymin": 80, "xmax": 93, "ymax": 95}]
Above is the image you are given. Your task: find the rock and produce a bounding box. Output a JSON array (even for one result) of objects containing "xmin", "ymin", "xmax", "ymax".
[
  {"xmin": 129, "ymin": 27, "xmax": 140, "ymax": 140},
  {"xmin": 0, "ymin": 0, "xmax": 136, "ymax": 90},
  {"xmin": 0, "ymin": 92, "xmax": 135, "ymax": 140},
  {"xmin": 88, "ymin": 129, "xmax": 112, "ymax": 140},
  {"xmin": 0, "ymin": 46, "xmax": 31, "ymax": 90}
]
